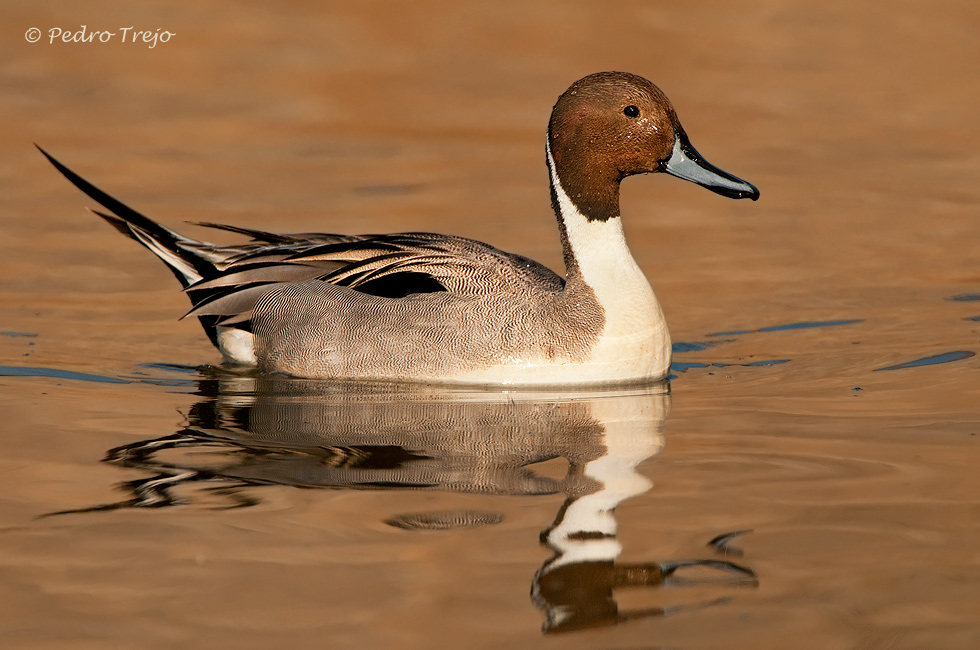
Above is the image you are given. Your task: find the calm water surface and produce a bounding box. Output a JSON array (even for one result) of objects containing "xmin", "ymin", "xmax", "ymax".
[{"xmin": 2, "ymin": 1, "xmax": 979, "ymax": 648}]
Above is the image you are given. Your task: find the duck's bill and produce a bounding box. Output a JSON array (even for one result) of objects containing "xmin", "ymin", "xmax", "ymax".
[{"xmin": 660, "ymin": 129, "xmax": 760, "ymax": 200}]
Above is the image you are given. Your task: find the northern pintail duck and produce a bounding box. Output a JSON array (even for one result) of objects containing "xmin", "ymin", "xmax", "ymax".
[{"xmin": 41, "ymin": 72, "xmax": 758, "ymax": 386}]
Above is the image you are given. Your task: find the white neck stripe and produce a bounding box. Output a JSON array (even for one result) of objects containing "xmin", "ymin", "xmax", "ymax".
[{"xmin": 545, "ymin": 139, "xmax": 671, "ymax": 380}]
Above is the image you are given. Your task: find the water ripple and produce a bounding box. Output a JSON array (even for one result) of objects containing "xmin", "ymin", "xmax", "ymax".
[
  {"xmin": 0, "ymin": 365, "xmax": 129, "ymax": 384},
  {"xmin": 874, "ymin": 351, "xmax": 975, "ymax": 371},
  {"xmin": 707, "ymin": 319, "xmax": 864, "ymax": 337}
]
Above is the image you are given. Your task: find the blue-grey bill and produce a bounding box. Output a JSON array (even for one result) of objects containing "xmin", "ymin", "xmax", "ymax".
[{"xmin": 661, "ymin": 130, "xmax": 760, "ymax": 200}]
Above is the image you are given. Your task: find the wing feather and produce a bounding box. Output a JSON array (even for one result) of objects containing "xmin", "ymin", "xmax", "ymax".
[{"xmin": 178, "ymin": 230, "xmax": 563, "ymax": 328}]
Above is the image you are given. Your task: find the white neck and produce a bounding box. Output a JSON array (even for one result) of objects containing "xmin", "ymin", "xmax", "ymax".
[
  {"xmin": 547, "ymin": 143, "xmax": 671, "ymax": 380},
  {"xmin": 546, "ymin": 142, "xmax": 646, "ymax": 292}
]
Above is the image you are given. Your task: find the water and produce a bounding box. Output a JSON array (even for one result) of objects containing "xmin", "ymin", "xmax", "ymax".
[{"xmin": 3, "ymin": 1, "xmax": 980, "ymax": 648}]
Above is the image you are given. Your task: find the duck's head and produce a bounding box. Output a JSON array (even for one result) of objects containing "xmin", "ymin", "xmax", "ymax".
[{"xmin": 547, "ymin": 72, "xmax": 759, "ymax": 222}]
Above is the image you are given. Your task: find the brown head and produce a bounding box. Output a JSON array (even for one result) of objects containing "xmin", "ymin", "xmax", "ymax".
[{"xmin": 547, "ymin": 72, "xmax": 758, "ymax": 222}]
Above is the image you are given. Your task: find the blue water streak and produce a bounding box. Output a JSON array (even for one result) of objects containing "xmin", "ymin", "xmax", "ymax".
[
  {"xmin": 874, "ymin": 351, "xmax": 975, "ymax": 371},
  {"xmin": 0, "ymin": 365, "xmax": 130, "ymax": 384}
]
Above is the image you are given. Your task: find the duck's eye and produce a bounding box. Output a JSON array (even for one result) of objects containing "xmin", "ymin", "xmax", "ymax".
[{"xmin": 623, "ymin": 105, "xmax": 640, "ymax": 118}]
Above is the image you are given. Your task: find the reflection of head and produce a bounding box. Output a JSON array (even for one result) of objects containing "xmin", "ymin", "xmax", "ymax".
[
  {"xmin": 532, "ymin": 393, "xmax": 667, "ymax": 632},
  {"xmin": 530, "ymin": 388, "xmax": 755, "ymax": 634}
]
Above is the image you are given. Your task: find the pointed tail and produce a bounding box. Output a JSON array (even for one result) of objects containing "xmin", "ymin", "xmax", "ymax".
[{"xmin": 37, "ymin": 145, "xmax": 216, "ymax": 288}]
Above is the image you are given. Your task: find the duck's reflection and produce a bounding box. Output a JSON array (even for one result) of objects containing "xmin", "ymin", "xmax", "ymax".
[{"xmin": 68, "ymin": 372, "xmax": 755, "ymax": 633}]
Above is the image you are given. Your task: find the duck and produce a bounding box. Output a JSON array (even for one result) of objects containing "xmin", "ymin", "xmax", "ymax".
[{"xmin": 40, "ymin": 71, "xmax": 758, "ymax": 386}]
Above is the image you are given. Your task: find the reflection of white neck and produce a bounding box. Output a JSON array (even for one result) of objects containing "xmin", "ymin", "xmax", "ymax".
[
  {"xmin": 546, "ymin": 142, "xmax": 672, "ymax": 381},
  {"xmin": 543, "ymin": 393, "xmax": 667, "ymax": 569}
]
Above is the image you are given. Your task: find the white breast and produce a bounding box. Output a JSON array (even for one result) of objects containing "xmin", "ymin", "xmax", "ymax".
[{"xmin": 545, "ymin": 146, "xmax": 672, "ymax": 383}]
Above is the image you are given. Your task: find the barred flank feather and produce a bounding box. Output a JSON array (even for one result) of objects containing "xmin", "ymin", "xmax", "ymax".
[{"xmin": 40, "ymin": 147, "xmax": 564, "ymax": 353}]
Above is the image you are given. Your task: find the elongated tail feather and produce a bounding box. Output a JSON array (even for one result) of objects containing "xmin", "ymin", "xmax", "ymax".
[
  {"xmin": 39, "ymin": 146, "xmax": 228, "ymax": 346},
  {"xmin": 37, "ymin": 145, "xmax": 214, "ymax": 287}
]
